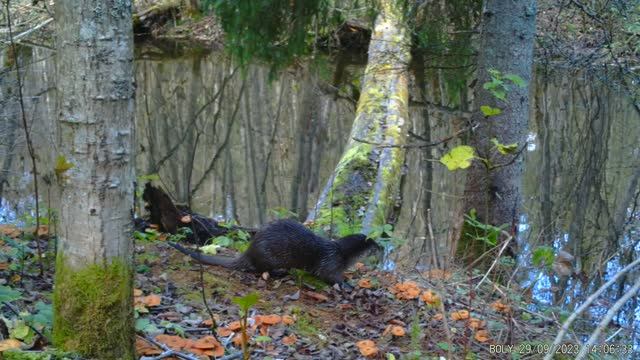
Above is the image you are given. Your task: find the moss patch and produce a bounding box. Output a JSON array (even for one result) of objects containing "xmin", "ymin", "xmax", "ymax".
[{"xmin": 52, "ymin": 254, "xmax": 134, "ymax": 359}]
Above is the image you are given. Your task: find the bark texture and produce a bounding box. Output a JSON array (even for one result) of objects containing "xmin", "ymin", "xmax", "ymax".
[
  {"xmin": 464, "ymin": 0, "xmax": 536, "ymax": 227},
  {"xmin": 308, "ymin": 0, "xmax": 411, "ymax": 235},
  {"xmin": 53, "ymin": 0, "xmax": 136, "ymax": 357}
]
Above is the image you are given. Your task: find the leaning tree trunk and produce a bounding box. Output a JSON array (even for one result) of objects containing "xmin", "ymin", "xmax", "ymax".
[
  {"xmin": 52, "ymin": 0, "xmax": 136, "ymax": 358},
  {"xmin": 463, "ymin": 0, "xmax": 536, "ymax": 228},
  {"xmin": 307, "ymin": 0, "xmax": 411, "ymax": 235}
]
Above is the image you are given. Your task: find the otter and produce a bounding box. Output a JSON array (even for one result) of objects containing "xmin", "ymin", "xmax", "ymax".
[{"xmin": 169, "ymin": 219, "xmax": 379, "ymax": 284}]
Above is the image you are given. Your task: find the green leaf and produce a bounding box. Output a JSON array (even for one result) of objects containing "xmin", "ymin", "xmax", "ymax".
[
  {"xmin": 504, "ymin": 74, "xmax": 526, "ymax": 87},
  {"xmin": 480, "ymin": 105, "xmax": 502, "ymax": 117},
  {"xmin": 491, "ymin": 138, "xmax": 519, "ymax": 155},
  {"xmin": 440, "ymin": 146, "xmax": 476, "ymax": 171},
  {"xmin": 532, "ymin": 246, "xmax": 554, "ymax": 268},
  {"xmin": 493, "ymin": 89, "xmax": 507, "ymax": 101},
  {"xmin": 54, "ymin": 155, "xmax": 74, "ymax": 176},
  {"xmin": 10, "ymin": 321, "xmax": 32, "ymax": 341},
  {"xmin": 199, "ymin": 243, "xmax": 221, "ymax": 255},
  {"xmin": 437, "ymin": 342, "xmax": 450, "ymax": 351},
  {"xmin": 136, "ymin": 318, "xmax": 160, "ymax": 333},
  {"xmin": 0, "ymin": 285, "xmax": 22, "ymax": 303},
  {"xmin": 211, "ymin": 236, "xmax": 232, "ymax": 247},
  {"xmin": 232, "ymin": 292, "xmax": 259, "ymax": 312},
  {"xmin": 255, "ymin": 335, "xmax": 272, "ymax": 343}
]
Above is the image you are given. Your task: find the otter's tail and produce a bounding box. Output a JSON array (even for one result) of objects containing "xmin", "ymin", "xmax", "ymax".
[{"xmin": 168, "ymin": 242, "xmax": 249, "ymax": 270}]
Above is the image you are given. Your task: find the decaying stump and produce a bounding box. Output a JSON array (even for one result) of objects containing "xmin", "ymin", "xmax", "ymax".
[{"xmin": 141, "ymin": 183, "xmax": 254, "ymax": 244}]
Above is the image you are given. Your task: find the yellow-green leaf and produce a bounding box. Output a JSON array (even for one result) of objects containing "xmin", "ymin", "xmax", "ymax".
[
  {"xmin": 199, "ymin": 243, "xmax": 221, "ymax": 255},
  {"xmin": 54, "ymin": 155, "xmax": 74, "ymax": 176},
  {"xmin": 440, "ymin": 146, "xmax": 476, "ymax": 171},
  {"xmin": 480, "ymin": 105, "xmax": 502, "ymax": 117},
  {"xmin": 491, "ymin": 138, "xmax": 518, "ymax": 155}
]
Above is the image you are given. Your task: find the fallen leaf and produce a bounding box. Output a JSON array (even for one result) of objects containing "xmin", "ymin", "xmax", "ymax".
[
  {"xmin": 358, "ymin": 278, "xmax": 373, "ymax": 288},
  {"xmin": 180, "ymin": 215, "xmax": 192, "ymax": 223},
  {"xmin": 383, "ymin": 325, "xmax": 406, "ymax": 337},
  {"xmin": 155, "ymin": 334, "xmax": 186, "ymax": 350},
  {"xmin": 420, "ymin": 290, "xmax": 440, "ymax": 304},
  {"xmin": 217, "ymin": 327, "xmax": 234, "ymax": 337},
  {"xmin": 422, "ymin": 269, "xmax": 452, "ymax": 280},
  {"xmin": 135, "ymin": 337, "xmax": 162, "ymax": 356},
  {"xmin": 451, "ymin": 310, "xmax": 470, "ymax": 321},
  {"xmin": 0, "ymin": 338, "xmax": 22, "ymax": 351},
  {"xmin": 192, "ymin": 335, "xmax": 221, "ymax": 349},
  {"xmin": 261, "ymin": 314, "xmax": 282, "ymax": 325},
  {"xmin": 389, "ymin": 281, "xmax": 421, "ymax": 300},
  {"xmin": 232, "ymin": 333, "xmax": 245, "ymax": 347},
  {"xmin": 0, "ymin": 262, "xmax": 8, "ymax": 270},
  {"xmin": 282, "ymin": 334, "xmax": 297, "ymax": 345},
  {"xmin": 468, "ymin": 318, "xmax": 485, "ymax": 330},
  {"xmin": 36, "ymin": 225, "xmax": 49, "ymax": 237},
  {"xmin": 354, "ymin": 262, "xmax": 367, "ymax": 271},
  {"xmin": 432, "ymin": 313, "xmax": 444, "ymax": 321},
  {"xmin": 303, "ymin": 290, "xmax": 329, "ymax": 302},
  {"xmin": 356, "ymin": 339, "xmax": 378, "ymax": 357},
  {"xmin": 133, "ymin": 289, "xmax": 143, "ymax": 297},
  {"xmin": 491, "ymin": 300, "xmax": 511, "ymax": 313},
  {"xmin": 0, "ymin": 224, "xmax": 21, "ymax": 238},
  {"xmin": 227, "ymin": 321, "xmax": 242, "ymax": 331},
  {"xmin": 142, "ymin": 294, "xmax": 162, "ymax": 307},
  {"xmin": 282, "ymin": 315, "xmax": 295, "ymax": 325},
  {"xmin": 475, "ymin": 329, "xmax": 490, "ymax": 342}
]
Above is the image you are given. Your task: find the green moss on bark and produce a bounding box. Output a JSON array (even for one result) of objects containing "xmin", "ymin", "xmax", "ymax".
[{"xmin": 52, "ymin": 254, "xmax": 134, "ymax": 359}]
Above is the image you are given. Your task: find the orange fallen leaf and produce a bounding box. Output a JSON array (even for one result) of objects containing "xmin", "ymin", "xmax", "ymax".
[
  {"xmin": 232, "ymin": 333, "xmax": 246, "ymax": 347},
  {"xmin": 468, "ymin": 318, "xmax": 485, "ymax": 330},
  {"xmin": 227, "ymin": 321, "xmax": 242, "ymax": 331},
  {"xmin": 475, "ymin": 329, "xmax": 490, "ymax": 342},
  {"xmin": 389, "ymin": 281, "xmax": 421, "ymax": 300},
  {"xmin": 450, "ymin": 310, "xmax": 470, "ymax": 321},
  {"xmin": 432, "ymin": 313, "xmax": 444, "ymax": 321},
  {"xmin": 303, "ymin": 290, "xmax": 329, "ymax": 302},
  {"xmin": 261, "ymin": 314, "xmax": 282, "ymax": 325},
  {"xmin": 358, "ymin": 278, "xmax": 373, "ymax": 288},
  {"xmin": 217, "ymin": 327, "xmax": 234, "ymax": 337},
  {"xmin": 138, "ymin": 294, "xmax": 161, "ymax": 307},
  {"xmin": 135, "ymin": 337, "xmax": 162, "ymax": 356},
  {"xmin": 491, "ymin": 300, "xmax": 511, "ymax": 313},
  {"xmin": 0, "ymin": 262, "xmax": 8, "ymax": 270},
  {"xmin": 356, "ymin": 339, "xmax": 378, "ymax": 357},
  {"xmin": 420, "ymin": 290, "xmax": 440, "ymax": 304},
  {"xmin": 383, "ymin": 325, "xmax": 405, "ymax": 337},
  {"xmin": 354, "ymin": 262, "xmax": 366, "ymax": 271},
  {"xmin": 282, "ymin": 334, "xmax": 297, "ymax": 345},
  {"xmin": 0, "ymin": 338, "xmax": 23, "ymax": 351},
  {"xmin": 155, "ymin": 334, "xmax": 186, "ymax": 350},
  {"xmin": 0, "ymin": 224, "xmax": 21, "ymax": 238},
  {"xmin": 282, "ymin": 315, "xmax": 295, "ymax": 325},
  {"xmin": 422, "ymin": 268, "xmax": 452, "ymax": 280},
  {"xmin": 190, "ymin": 335, "xmax": 224, "ymax": 356}
]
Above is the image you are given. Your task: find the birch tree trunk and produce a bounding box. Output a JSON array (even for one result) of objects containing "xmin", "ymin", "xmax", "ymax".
[
  {"xmin": 52, "ymin": 0, "xmax": 136, "ymax": 358},
  {"xmin": 463, "ymin": 0, "xmax": 536, "ymax": 229},
  {"xmin": 307, "ymin": 0, "xmax": 411, "ymax": 235}
]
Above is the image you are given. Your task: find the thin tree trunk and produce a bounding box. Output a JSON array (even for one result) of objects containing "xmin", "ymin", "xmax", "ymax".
[{"xmin": 53, "ymin": 0, "xmax": 136, "ymax": 358}]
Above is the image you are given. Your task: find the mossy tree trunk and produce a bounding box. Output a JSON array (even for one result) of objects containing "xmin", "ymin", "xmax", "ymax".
[
  {"xmin": 53, "ymin": 0, "xmax": 136, "ymax": 358},
  {"xmin": 307, "ymin": 0, "xmax": 411, "ymax": 235}
]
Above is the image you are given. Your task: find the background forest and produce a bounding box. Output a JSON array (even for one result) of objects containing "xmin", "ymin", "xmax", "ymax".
[{"xmin": 0, "ymin": 0, "xmax": 639, "ymax": 359}]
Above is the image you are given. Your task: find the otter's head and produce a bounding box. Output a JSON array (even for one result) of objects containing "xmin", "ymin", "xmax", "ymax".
[{"xmin": 337, "ymin": 234, "xmax": 381, "ymax": 260}]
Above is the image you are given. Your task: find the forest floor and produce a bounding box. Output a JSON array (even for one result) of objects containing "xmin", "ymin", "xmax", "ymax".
[{"xmin": 0, "ymin": 223, "xmax": 560, "ymax": 359}]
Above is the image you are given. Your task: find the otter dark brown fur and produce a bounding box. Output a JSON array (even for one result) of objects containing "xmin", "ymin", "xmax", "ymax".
[{"xmin": 169, "ymin": 219, "xmax": 378, "ymax": 284}]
